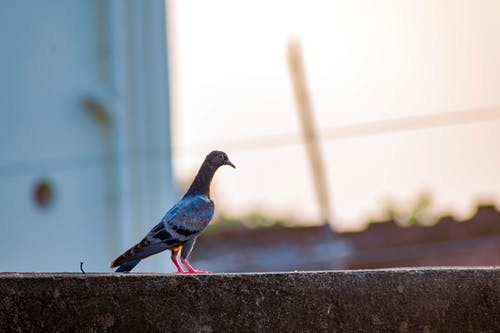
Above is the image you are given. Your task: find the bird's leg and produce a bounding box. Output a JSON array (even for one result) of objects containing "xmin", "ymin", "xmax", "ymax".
[
  {"xmin": 170, "ymin": 252, "xmax": 185, "ymax": 273},
  {"xmin": 178, "ymin": 238, "xmax": 210, "ymax": 274},
  {"xmin": 181, "ymin": 258, "xmax": 210, "ymax": 274}
]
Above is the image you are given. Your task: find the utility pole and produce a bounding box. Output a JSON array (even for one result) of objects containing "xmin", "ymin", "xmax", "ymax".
[{"xmin": 287, "ymin": 39, "xmax": 334, "ymax": 231}]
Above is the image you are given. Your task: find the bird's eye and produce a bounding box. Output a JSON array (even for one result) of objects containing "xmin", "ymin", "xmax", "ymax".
[{"xmin": 218, "ymin": 154, "xmax": 223, "ymax": 160}]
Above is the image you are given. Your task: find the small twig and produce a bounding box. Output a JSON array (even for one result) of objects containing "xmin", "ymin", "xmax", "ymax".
[{"xmin": 80, "ymin": 261, "xmax": 86, "ymax": 274}]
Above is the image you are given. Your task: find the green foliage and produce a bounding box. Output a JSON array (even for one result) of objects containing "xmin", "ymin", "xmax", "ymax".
[
  {"xmin": 207, "ymin": 211, "xmax": 289, "ymax": 234},
  {"xmin": 382, "ymin": 192, "xmax": 437, "ymax": 227}
]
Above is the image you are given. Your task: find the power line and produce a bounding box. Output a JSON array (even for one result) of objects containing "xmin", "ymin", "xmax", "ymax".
[
  {"xmin": 0, "ymin": 147, "xmax": 170, "ymax": 178},
  {"xmin": 179, "ymin": 106, "xmax": 500, "ymax": 154},
  {"xmin": 323, "ymin": 106, "xmax": 500, "ymax": 140},
  {"xmin": 2, "ymin": 106, "xmax": 500, "ymax": 177}
]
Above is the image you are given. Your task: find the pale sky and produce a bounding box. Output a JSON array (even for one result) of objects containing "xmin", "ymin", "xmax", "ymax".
[{"xmin": 167, "ymin": 0, "xmax": 500, "ymax": 231}]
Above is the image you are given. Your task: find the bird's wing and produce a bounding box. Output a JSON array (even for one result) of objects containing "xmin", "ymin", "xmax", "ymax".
[
  {"xmin": 151, "ymin": 194, "xmax": 215, "ymax": 242},
  {"xmin": 110, "ymin": 195, "xmax": 214, "ymax": 268}
]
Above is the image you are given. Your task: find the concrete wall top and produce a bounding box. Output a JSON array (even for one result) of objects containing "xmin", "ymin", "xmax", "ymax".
[{"xmin": 1, "ymin": 268, "xmax": 500, "ymax": 332}]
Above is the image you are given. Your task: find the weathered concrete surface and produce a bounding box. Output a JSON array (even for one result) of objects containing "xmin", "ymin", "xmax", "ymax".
[{"xmin": 1, "ymin": 268, "xmax": 500, "ymax": 332}]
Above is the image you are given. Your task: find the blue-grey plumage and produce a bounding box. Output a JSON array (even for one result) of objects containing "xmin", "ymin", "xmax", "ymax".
[
  {"xmin": 115, "ymin": 258, "xmax": 141, "ymax": 272},
  {"xmin": 110, "ymin": 150, "xmax": 235, "ymax": 273}
]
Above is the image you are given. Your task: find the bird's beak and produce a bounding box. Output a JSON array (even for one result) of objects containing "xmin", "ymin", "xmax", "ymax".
[{"xmin": 225, "ymin": 160, "xmax": 236, "ymax": 169}]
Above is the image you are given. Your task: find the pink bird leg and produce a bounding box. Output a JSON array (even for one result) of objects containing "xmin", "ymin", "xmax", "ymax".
[
  {"xmin": 171, "ymin": 255, "xmax": 185, "ymax": 273},
  {"xmin": 181, "ymin": 258, "xmax": 210, "ymax": 274}
]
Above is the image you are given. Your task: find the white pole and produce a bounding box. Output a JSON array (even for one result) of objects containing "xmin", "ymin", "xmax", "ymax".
[{"xmin": 287, "ymin": 39, "xmax": 334, "ymax": 231}]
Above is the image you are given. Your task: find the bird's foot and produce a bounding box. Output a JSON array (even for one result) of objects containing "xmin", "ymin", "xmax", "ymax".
[
  {"xmin": 180, "ymin": 258, "xmax": 210, "ymax": 274},
  {"xmin": 173, "ymin": 269, "xmax": 210, "ymax": 274},
  {"xmin": 187, "ymin": 269, "xmax": 210, "ymax": 274}
]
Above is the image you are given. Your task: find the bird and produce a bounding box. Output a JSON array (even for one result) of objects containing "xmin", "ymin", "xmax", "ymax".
[{"xmin": 110, "ymin": 150, "xmax": 235, "ymax": 273}]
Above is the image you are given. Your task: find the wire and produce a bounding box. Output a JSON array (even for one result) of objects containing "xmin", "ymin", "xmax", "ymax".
[
  {"xmin": 2, "ymin": 106, "xmax": 500, "ymax": 178},
  {"xmin": 178, "ymin": 106, "xmax": 500, "ymax": 154},
  {"xmin": 0, "ymin": 147, "xmax": 170, "ymax": 178}
]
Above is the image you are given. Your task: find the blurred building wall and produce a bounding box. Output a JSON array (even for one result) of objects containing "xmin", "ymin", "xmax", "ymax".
[
  {"xmin": 192, "ymin": 205, "xmax": 500, "ymax": 272},
  {"xmin": 0, "ymin": 0, "xmax": 175, "ymax": 272}
]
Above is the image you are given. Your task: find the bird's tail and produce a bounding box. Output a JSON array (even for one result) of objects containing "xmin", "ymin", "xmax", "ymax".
[
  {"xmin": 110, "ymin": 236, "xmax": 167, "ymax": 272},
  {"xmin": 114, "ymin": 258, "xmax": 141, "ymax": 273}
]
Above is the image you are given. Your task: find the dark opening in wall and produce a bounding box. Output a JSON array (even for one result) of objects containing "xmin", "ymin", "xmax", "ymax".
[{"xmin": 33, "ymin": 179, "xmax": 54, "ymax": 209}]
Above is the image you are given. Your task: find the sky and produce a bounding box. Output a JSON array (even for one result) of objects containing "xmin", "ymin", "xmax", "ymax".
[{"xmin": 167, "ymin": 0, "xmax": 500, "ymax": 231}]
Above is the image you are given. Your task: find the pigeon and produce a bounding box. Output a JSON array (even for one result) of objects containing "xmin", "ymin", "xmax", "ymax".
[{"xmin": 110, "ymin": 150, "xmax": 235, "ymax": 273}]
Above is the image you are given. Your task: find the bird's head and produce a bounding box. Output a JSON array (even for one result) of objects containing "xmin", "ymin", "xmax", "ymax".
[{"xmin": 206, "ymin": 150, "xmax": 235, "ymax": 169}]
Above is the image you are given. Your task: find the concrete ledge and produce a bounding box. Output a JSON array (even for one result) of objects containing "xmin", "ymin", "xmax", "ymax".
[{"xmin": 1, "ymin": 268, "xmax": 500, "ymax": 332}]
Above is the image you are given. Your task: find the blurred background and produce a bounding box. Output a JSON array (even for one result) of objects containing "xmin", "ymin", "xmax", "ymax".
[{"xmin": 1, "ymin": 0, "xmax": 500, "ymax": 272}]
